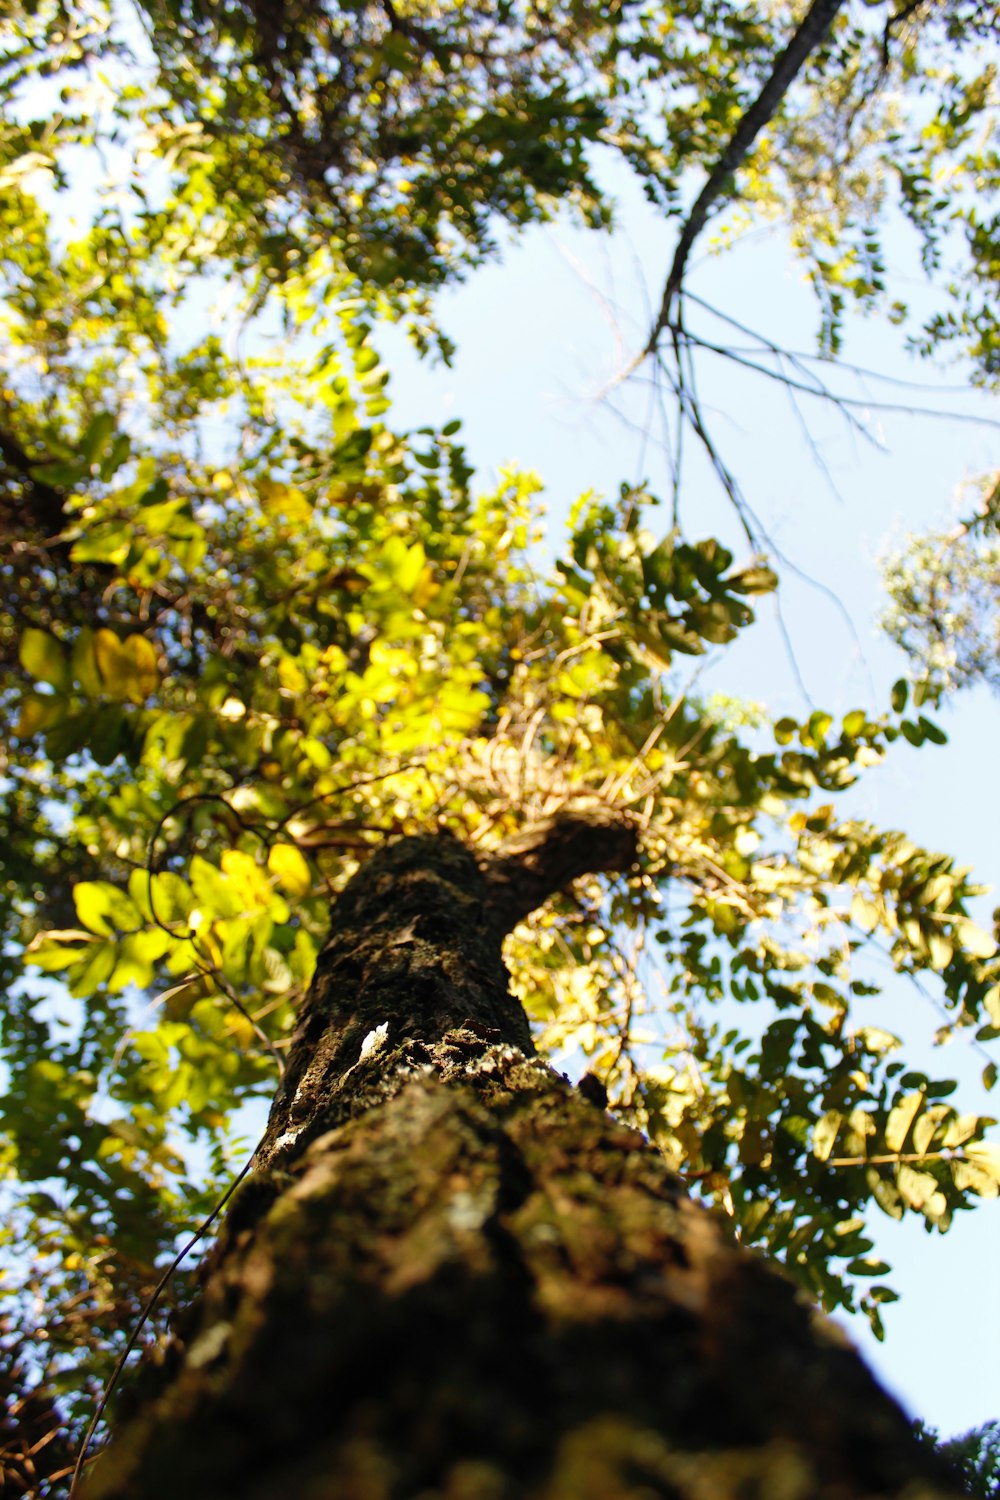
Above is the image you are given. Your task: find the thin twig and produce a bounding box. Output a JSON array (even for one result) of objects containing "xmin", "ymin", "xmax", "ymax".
[{"xmin": 69, "ymin": 1143, "xmax": 259, "ymax": 1497}]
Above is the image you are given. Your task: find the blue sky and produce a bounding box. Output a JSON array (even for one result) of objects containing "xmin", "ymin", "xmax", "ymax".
[{"xmin": 364, "ymin": 165, "xmax": 1000, "ymax": 1436}]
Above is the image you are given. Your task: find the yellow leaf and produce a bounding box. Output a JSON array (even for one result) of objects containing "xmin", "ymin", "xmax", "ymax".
[
  {"xmin": 278, "ymin": 656, "xmax": 308, "ymax": 694},
  {"xmin": 157, "ymin": 975, "xmax": 210, "ymax": 1020},
  {"xmin": 984, "ymin": 986, "xmax": 1000, "ymax": 1027},
  {"xmin": 93, "ymin": 628, "xmax": 126, "ymax": 696},
  {"xmin": 413, "ymin": 565, "xmax": 441, "ymax": 609},
  {"xmin": 120, "ymin": 634, "xmax": 160, "ymax": 703},
  {"xmin": 267, "ymin": 843, "xmax": 313, "ymax": 897},
  {"xmin": 955, "ymin": 918, "xmax": 997, "ymax": 961},
  {"xmin": 220, "ymin": 849, "xmax": 273, "ymax": 911},
  {"xmin": 16, "ymin": 694, "xmax": 65, "ymax": 738},
  {"xmin": 88, "ymin": 630, "xmax": 159, "ymax": 702},
  {"xmin": 965, "ymin": 1141, "xmax": 1000, "ymax": 1182},
  {"xmin": 884, "ymin": 1092, "xmax": 923, "ymax": 1153},
  {"xmin": 951, "ymin": 1160, "xmax": 999, "ymax": 1198},
  {"xmin": 259, "ymin": 480, "xmax": 312, "ymax": 525},
  {"xmin": 896, "ymin": 1163, "xmax": 938, "ymax": 1209},
  {"xmin": 812, "ymin": 1109, "xmax": 842, "ymax": 1162},
  {"xmin": 225, "ymin": 1008, "xmax": 257, "ymax": 1049},
  {"xmin": 26, "ymin": 928, "xmax": 94, "ymax": 946},
  {"xmin": 854, "ymin": 1026, "xmax": 900, "ymax": 1055},
  {"xmin": 851, "ymin": 894, "xmax": 881, "ymax": 930}
]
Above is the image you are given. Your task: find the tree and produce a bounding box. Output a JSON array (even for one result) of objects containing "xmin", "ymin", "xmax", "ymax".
[
  {"xmin": 881, "ymin": 473, "xmax": 1000, "ymax": 699},
  {"xmin": 917, "ymin": 1421, "xmax": 1000, "ymax": 1499},
  {"xmin": 0, "ymin": 0, "xmax": 999, "ymax": 1494},
  {"xmin": 79, "ymin": 821, "xmax": 962, "ymax": 1498}
]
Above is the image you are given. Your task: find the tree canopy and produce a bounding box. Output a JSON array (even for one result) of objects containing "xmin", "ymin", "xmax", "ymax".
[
  {"xmin": 881, "ymin": 472, "xmax": 1000, "ymax": 698},
  {"xmin": 1, "ymin": 0, "xmax": 999, "ymax": 1490}
]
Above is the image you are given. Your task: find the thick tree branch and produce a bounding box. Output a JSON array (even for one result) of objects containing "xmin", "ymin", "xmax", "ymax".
[
  {"xmin": 255, "ymin": 817, "xmax": 638, "ymax": 1173},
  {"xmin": 478, "ymin": 808, "xmax": 638, "ymax": 936},
  {"xmin": 644, "ymin": 0, "xmax": 846, "ymax": 355}
]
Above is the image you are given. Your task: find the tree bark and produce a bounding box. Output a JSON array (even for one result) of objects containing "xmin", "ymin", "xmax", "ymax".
[{"xmin": 84, "ymin": 815, "xmax": 959, "ymax": 1500}]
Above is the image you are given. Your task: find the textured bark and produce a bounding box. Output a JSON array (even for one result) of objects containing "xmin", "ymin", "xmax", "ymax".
[
  {"xmin": 255, "ymin": 813, "xmax": 638, "ymax": 1177},
  {"xmin": 84, "ymin": 815, "xmax": 959, "ymax": 1500}
]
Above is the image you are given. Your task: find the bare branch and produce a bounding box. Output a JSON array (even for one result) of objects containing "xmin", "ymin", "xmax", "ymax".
[{"xmin": 645, "ymin": 0, "xmax": 845, "ymax": 355}]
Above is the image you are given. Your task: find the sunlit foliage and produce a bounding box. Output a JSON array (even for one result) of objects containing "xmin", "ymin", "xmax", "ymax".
[
  {"xmin": 1, "ymin": 0, "xmax": 999, "ymax": 1486},
  {"xmin": 881, "ymin": 473, "xmax": 1000, "ymax": 698}
]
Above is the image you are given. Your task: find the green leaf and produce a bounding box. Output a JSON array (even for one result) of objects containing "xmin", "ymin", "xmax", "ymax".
[
  {"xmin": 917, "ymin": 715, "xmax": 947, "ymax": 745},
  {"xmin": 846, "ymin": 1257, "xmax": 891, "ymax": 1276},
  {"xmin": 728, "ymin": 564, "xmax": 777, "ymax": 595},
  {"xmin": 128, "ymin": 868, "xmax": 195, "ymax": 925},
  {"xmin": 31, "ymin": 458, "xmax": 87, "ymax": 487},
  {"xmin": 687, "ymin": 600, "xmax": 738, "ymax": 645},
  {"xmin": 80, "ymin": 411, "xmax": 117, "ymax": 467},
  {"xmin": 67, "ymin": 941, "xmax": 118, "ymax": 997},
  {"xmin": 805, "ymin": 710, "xmax": 833, "ymax": 746},
  {"xmin": 19, "ymin": 628, "xmax": 70, "ymax": 691},
  {"xmin": 110, "ymin": 929, "xmax": 174, "ymax": 991},
  {"xmin": 890, "ymin": 679, "xmax": 909, "ymax": 713},
  {"xmin": 74, "ymin": 881, "xmax": 143, "ymax": 937}
]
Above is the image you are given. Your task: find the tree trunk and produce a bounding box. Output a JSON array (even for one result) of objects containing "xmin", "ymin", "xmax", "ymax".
[{"xmin": 84, "ymin": 816, "xmax": 959, "ymax": 1500}]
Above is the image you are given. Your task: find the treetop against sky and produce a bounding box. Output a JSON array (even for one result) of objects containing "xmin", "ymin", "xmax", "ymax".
[{"xmin": 0, "ymin": 0, "xmax": 999, "ymax": 1485}]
